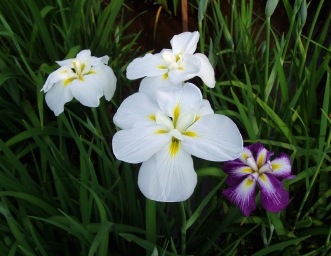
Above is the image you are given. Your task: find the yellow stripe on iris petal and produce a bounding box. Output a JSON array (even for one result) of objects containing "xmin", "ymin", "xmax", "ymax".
[
  {"xmin": 148, "ymin": 115, "xmax": 156, "ymax": 121},
  {"xmin": 63, "ymin": 78, "xmax": 75, "ymax": 86},
  {"xmin": 163, "ymin": 73, "xmax": 168, "ymax": 80},
  {"xmin": 241, "ymin": 167, "xmax": 253, "ymax": 173},
  {"xmin": 195, "ymin": 116, "xmax": 201, "ymax": 122},
  {"xmin": 259, "ymin": 173, "xmax": 267, "ymax": 183},
  {"xmin": 182, "ymin": 131, "xmax": 197, "ymax": 137},
  {"xmin": 173, "ymin": 104, "xmax": 180, "ymax": 126},
  {"xmin": 155, "ymin": 129, "xmax": 167, "ymax": 134},
  {"xmin": 158, "ymin": 65, "xmax": 167, "ymax": 69},
  {"xmin": 169, "ymin": 137, "xmax": 180, "ymax": 156},
  {"xmin": 257, "ymin": 153, "xmax": 265, "ymax": 168},
  {"xmin": 245, "ymin": 179, "xmax": 254, "ymax": 188},
  {"xmin": 271, "ymin": 163, "xmax": 282, "ymax": 171},
  {"xmin": 86, "ymin": 70, "xmax": 96, "ymax": 75}
]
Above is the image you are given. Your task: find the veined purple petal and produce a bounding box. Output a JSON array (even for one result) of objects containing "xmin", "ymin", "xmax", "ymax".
[
  {"xmin": 222, "ymin": 176, "xmax": 257, "ymax": 216},
  {"xmin": 258, "ymin": 173, "xmax": 290, "ymax": 213},
  {"xmin": 237, "ymin": 146, "xmax": 254, "ymax": 164},
  {"xmin": 254, "ymin": 142, "xmax": 274, "ymax": 168},
  {"xmin": 268, "ymin": 153, "xmax": 292, "ymax": 179},
  {"xmin": 223, "ymin": 161, "xmax": 253, "ymax": 181}
]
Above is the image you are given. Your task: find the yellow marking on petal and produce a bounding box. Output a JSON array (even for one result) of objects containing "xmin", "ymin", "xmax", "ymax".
[
  {"xmin": 242, "ymin": 153, "xmax": 249, "ymax": 161},
  {"xmin": 86, "ymin": 70, "xmax": 96, "ymax": 75},
  {"xmin": 81, "ymin": 63, "xmax": 85, "ymax": 72},
  {"xmin": 173, "ymin": 104, "xmax": 180, "ymax": 126},
  {"xmin": 155, "ymin": 129, "xmax": 167, "ymax": 134},
  {"xmin": 60, "ymin": 70, "xmax": 67, "ymax": 74},
  {"xmin": 148, "ymin": 115, "xmax": 156, "ymax": 121},
  {"xmin": 241, "ymin": 167, "xmax": 253, "ymax": 173},
  {"xmin": 63, "ymin": 78, "xmax": 75, "ymax": 86},
  {"xmin": 175, "ymin": 55, "xmax": 180, "ymax": 62},
  {"xmin": 169, "ymin": 137, "xmax": 180, "ymax": 156},
  {"xmin": 195, "ymin": 116, "xmax": 201, "ymax": 122},
  {"xmin": 271, "ymin": 163, "xmax": 282, "ymax": 171},
  {"xmin": 182, "ymin": 131, "xmax": 197, "ymax": 137},
  {"xmin": 259, "ymin": 173, "xmax": 267, "ymax": 183},
  {"xmin": 245, "ymin": 179, "xmax": 254, "ymax": 188},
  {"xmin": 178, "ymin": 66, "xmax": 184, "ymax": 70},
  {"xmin": 158, "ymin": 65, "xmax": 167, "ymax": 69},
  {"xmin": 257, "ymin": 153, "xmax": 265, "ymax": 168},
  {"xmin": 163, "ymin": 73, "xmax": 168, "ymax": 80}
]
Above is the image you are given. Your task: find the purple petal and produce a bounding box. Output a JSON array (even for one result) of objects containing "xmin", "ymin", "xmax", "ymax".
[
  {"xmin": 222, "ymin": 176, "xmax": 257, "ymax": 216},
  {"xmin": 253, "ymin": 142, "xmax": 274, "ymax": 168},
  {"xmin": 258, "ymin": 173, "xmax": 290, "ymax": 213},
  {"xmin": 268, "ymin": 153, "xmax": 292, "ymax": 179},
  {"xmin": 223, "ymin": 161, "xmax": 253, "ymax": 186}
]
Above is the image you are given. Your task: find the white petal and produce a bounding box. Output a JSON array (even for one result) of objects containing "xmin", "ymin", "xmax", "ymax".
[
  {"xmin": 76, "ymin": 49, "xmax": 92, "ymax": 61},
  {"xmin": 44, "ymin": 80, "xmax": 73, "ymax": 116},
  {"xmin": 92, "ymin": 64, "xmax": 117, "ymax": 101},
  {"xmin": 194, "ymin": 53, "xmax": 215, "ymax": 88},
  {"xmin": 176, "ymin": 109, "xmax": 196, "ymax": 132},
  {"xmin": 113, "ymin": 92, "xmax": 160, "ymax": 130},
  {"xmin": 170, "ymin": 31, "xmax": 199, "ymax": 55},
  {"xmin": 41, "ymin": 66, "xmax": 71, "ymax": 92},
  {"xmin": 156, "ymin": 83, "xmax": 202, "ymax": 118},
  {"xmin": 138, "ymin": 76, "xmax": 181, "ymax": 100},
  {"xmin": 112, "ymin": 124, "xmax": 170, "ymax": 164},
  {"xmin": 69, "ymin": 75, "xmax": 104, "ymax": 107},
  {"xmin": 56, "ymin": 59, "xmax": 74, "ymax": 67},
  {"xmin": 126, "ymin": 54, "xmax": 167, "ymax": 79},
  {"xmin": 181, "ymin": 114, "xmax": 243, "ymax": 161},
  {"xmin": 168, "ymin": 54, "xmax": 201, "ymax": 84},
  {"xmin": 155, "ymin": 111, "xmax": 174, "ymax": 131},
  {"xmin": 138, "ymin": 143, "xmax": 197, "ymax": 202},
  {"xmin": 197, "ymin": 100, "xmax": 214, "ymax": 116}
]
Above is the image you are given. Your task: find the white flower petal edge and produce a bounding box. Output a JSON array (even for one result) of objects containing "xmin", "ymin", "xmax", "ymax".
[
  {"xmin": 194, "ymin": 53, "xmax": 216, "ymax": 88},
  {"xmin": 113, "ymin": 93, "xmax": 160, "ymax": 130},
  {"xmin": 182, "ymin": 114, "xmax": 243, "ymax": 161},
  {"xmin": 112, "ymin": 123, "xmax": 170, "ymax": 164},
  {"xmin": 138, "ymin": 144, "xmax": 197, "ymax": 202}
]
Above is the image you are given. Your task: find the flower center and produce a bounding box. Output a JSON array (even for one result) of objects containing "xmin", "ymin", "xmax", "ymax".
[{"xmin": 72, "ymin": 60, "xmax": 85, "ymax": 80}]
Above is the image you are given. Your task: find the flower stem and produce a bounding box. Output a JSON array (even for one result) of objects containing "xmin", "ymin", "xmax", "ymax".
[
  {"xmin": 146, "ymin": 198, "xmax": 156, "ymax": 256},
  {"xmin": 180, "ymin": 201, "xmax": 186, "ymax": 256}
]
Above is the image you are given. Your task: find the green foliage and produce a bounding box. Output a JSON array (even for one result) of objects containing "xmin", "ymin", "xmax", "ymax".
[{"xmin": 0, "ymin": 0, "xmax": 330, "ymax": 255}]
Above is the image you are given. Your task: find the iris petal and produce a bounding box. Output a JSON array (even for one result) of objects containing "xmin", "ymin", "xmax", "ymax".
[
  {"xmin": 138, "ymin": 144, "xmax": 197, "ymax": 202},
  {"xmin": 168, "ymin": 54, "xmax": 201, "ymax": 84},
  {"xmin": 254, "ymin": 142, "xmax": 274, "ymax": 168},
  {"xmin": 222, "ymin": 176, "xmax": 257, "ymax": 216},
  {"xmin": 181, "ymin": 114, "xmax": 243, "ymax": 161},
  {"xmin": 194, "ymin": 53, "xmax": 215, "ymax": 88},
  {"xmin": 268, "ymin": 153, "xmax": 292, "ymax": 179},
  {"xmin": 170, "ymin": 31, "xmax": 200, "ymax": 55},
  {"xmin": 258, "ymin": 173, "xmax": 290, "ymax": 213}
]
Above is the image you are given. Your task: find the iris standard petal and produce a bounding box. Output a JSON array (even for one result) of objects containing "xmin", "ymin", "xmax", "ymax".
[
  {"xmin": 258, "ymin": 173, "xmax": 290, "ymax": 213},
  {"xmin": 112, "ymin": 123, "xmax": 170, "ymax": 164},
  {"xmin": 44, "ymin": 80, "xmax": 74, "ymax": 116},
  {"xmin": 126, "ymin": 53, "xmax": 167, "ymax": 79},
  {"xmin": 138, "ymin": 76, "xmax": 181, "ymax": 100},
  {"xmin": 170, "ymin": 31, "xmax": 200, "ymax": 55},
  {"xmin": 222, "ymin": 176, "xmax": 257, "ymax": 216},
  {"xmin": 194, "ymin": 53, "xmax": 216, "ymax": 88},
  {"xmin": 168, "ymin": 54, "xmax": 201, "ymax": 84},
  {"xmin": 69, "ymin": 74, "xmax": 104, "ymax": 107},
  {"xmin": 113, "ymin": 93, "xmax": 160, "ymax": 130},
  {"xmin": 92, "ymin": 64, "xmax": 117, "ymax": 101},
  {"xmin": 268, "ymin": 153, "xmax": 292, "ymax": 179},
  {"xmin": 157, "ymin": 83, "xmax": 202, "ymax": 118},
  {"xmin": 138, "ymin": 143, "xmax": 197, "ymax": 202},
  {"xmin": 181, "ymin": 114, "xmax": 243, "ymax": 161},
  {"xmin": 223, "ymin": 161, "xmax": 253, "ymax": 180}
]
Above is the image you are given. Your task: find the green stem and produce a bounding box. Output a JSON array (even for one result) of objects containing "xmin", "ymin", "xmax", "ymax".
[
  {"xmin": 264, "ymin": 16, "xmax": 270, "ymax": 101},
  {"xmin": 146, "ymin": 199, "xmax": 156, "ymax": 256},
  {"xmin": 180, "ymin": 201, "xmax": 186, "ymax": 256}
]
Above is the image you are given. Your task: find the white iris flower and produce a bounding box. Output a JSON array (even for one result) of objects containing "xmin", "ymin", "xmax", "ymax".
[
  {"xmin": 41, "ymin": 49, "xmax": 116, "ymax": 115},
  {"xmin": 112, "ymin": 83, "xmax": 243, "ymax": 202},
  {"xmin": 126, "ymin": 31, "xmax": 215, "ymax": 99}
]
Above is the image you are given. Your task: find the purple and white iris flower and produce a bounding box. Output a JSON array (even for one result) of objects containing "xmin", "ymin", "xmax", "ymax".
[
  {"xmin": 41, "ymin": 49, "xmax": 117, "ymax": 116},
  {"xmin": 112, "ymin": 83, "xmax": 242, "ymax": 202},
  {"xmin": 126, "ymin": 31, "xmax": 215, "ymax": 99},
  {"xmin": 222, "ymin": 142, "xmax": 294, "ymax": 216}
]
